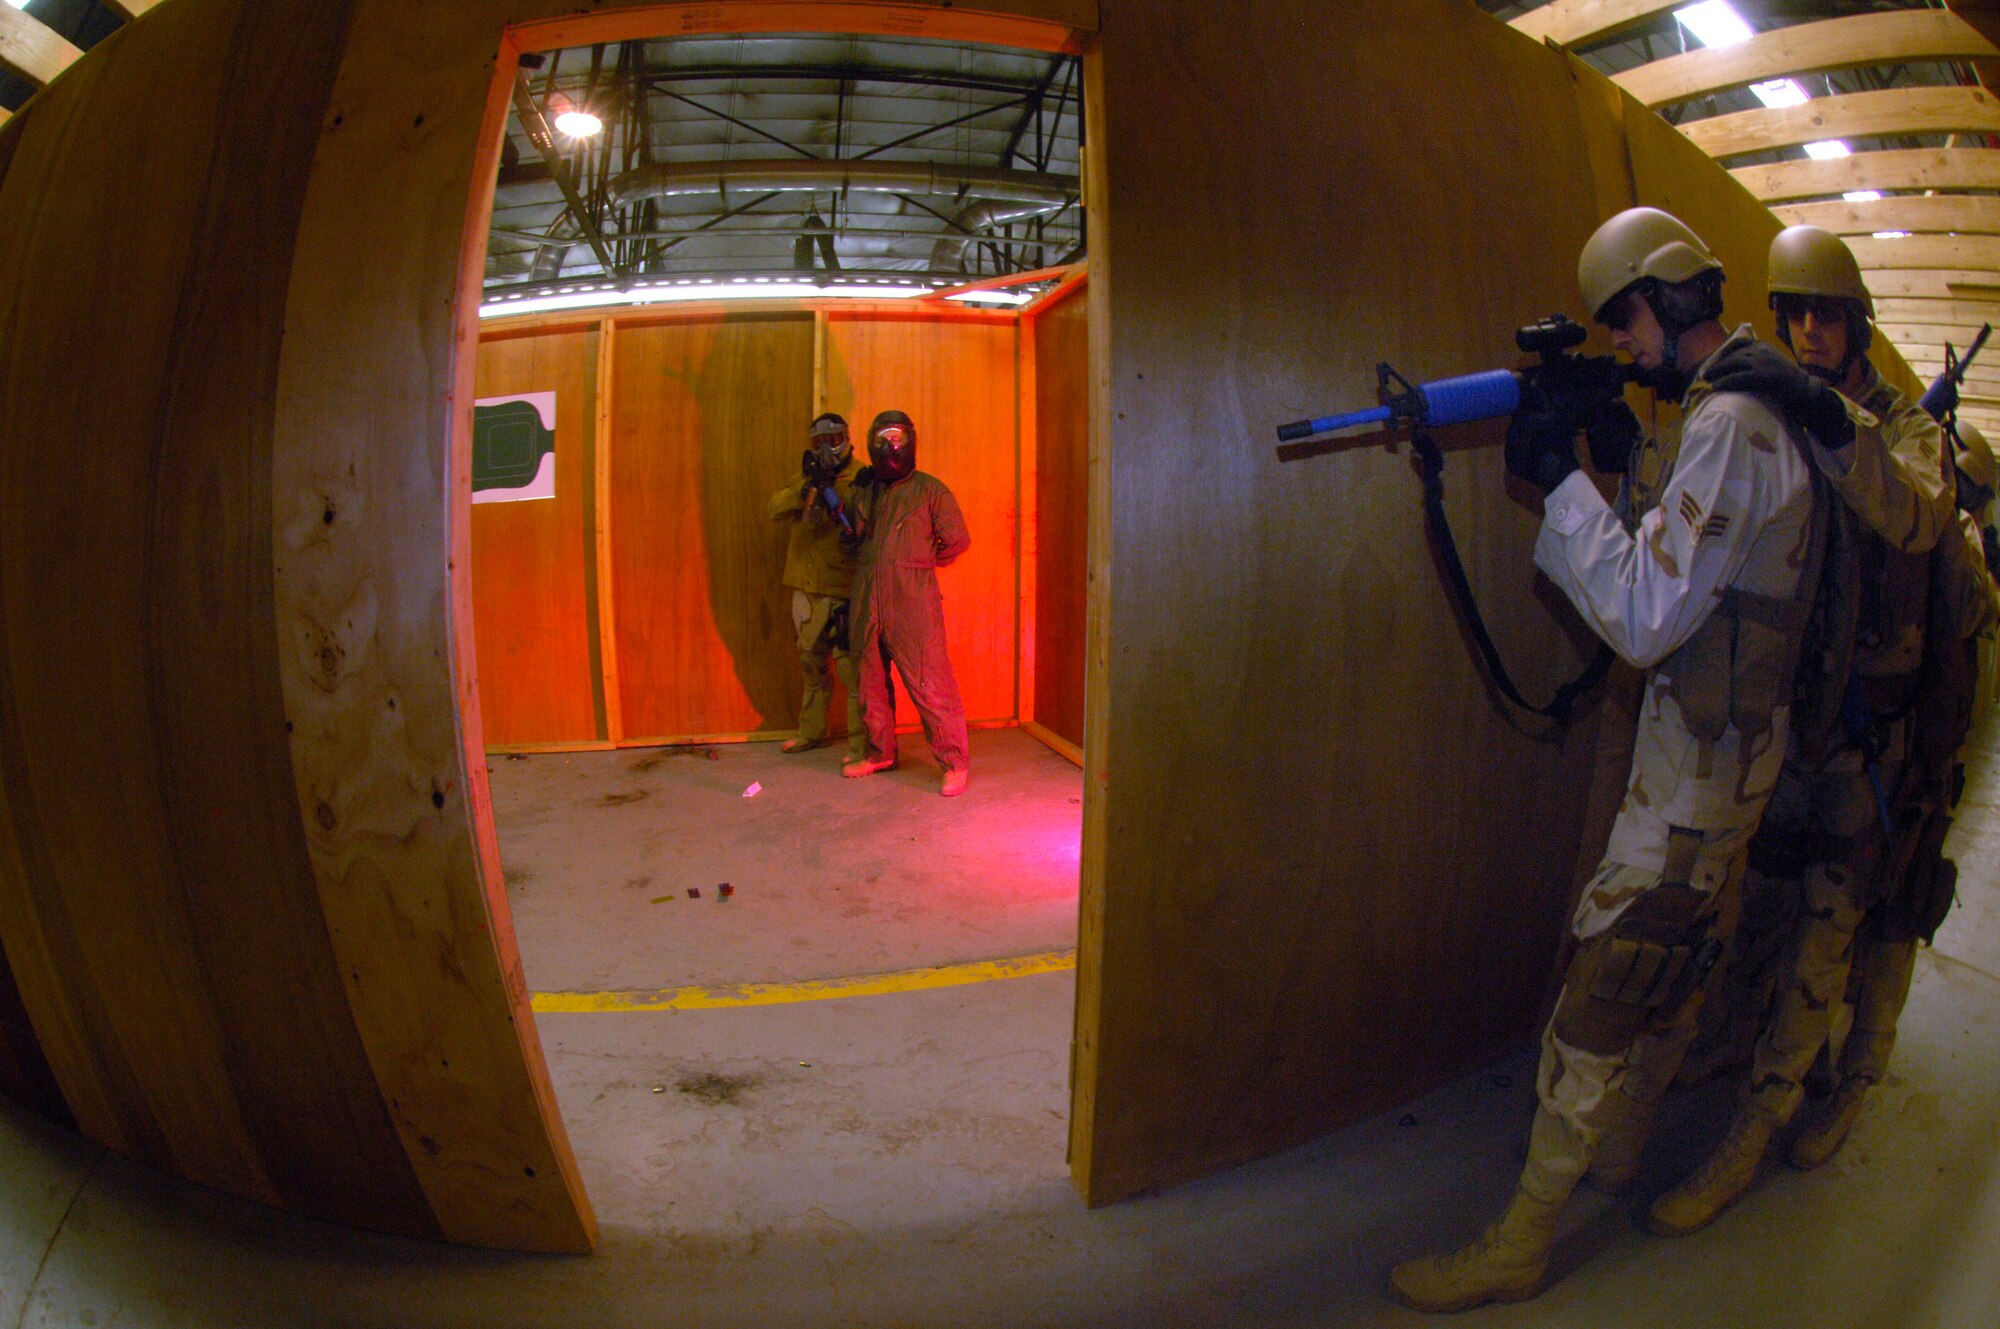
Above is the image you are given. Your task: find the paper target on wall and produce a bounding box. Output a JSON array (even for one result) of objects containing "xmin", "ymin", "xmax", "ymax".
[{"xmin": 473, "ymin": 392, "xmax": 557, "ymax": 503}]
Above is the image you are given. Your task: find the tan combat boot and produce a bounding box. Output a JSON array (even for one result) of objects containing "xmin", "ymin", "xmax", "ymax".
[
  {"xmin": 1388, "ymin": 1187, "xmax": 1561, "ymax": 1313},
  {"xmin": 1647, "ymin": 1101, "xmax": 1778, "ymax": 1237},
  {"xmin": 1586, "ymin": 1093, "xmax": 1660, "ymax": 1195},
  {"xmin": 1788, "ymin": 1077, "xmax": 1870, "ymax": 1170}
]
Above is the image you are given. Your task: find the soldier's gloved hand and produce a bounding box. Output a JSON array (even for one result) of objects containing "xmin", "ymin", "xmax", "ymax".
[
  {"xmin": 1584, "ymin": 397, "xmax": 1641, "ymax": 474},
  {"xmin": 1710, "ymin": 360, "xmax": 1855, "ymax": 450},
  {"xmin": 853, "ymin": 465, "xmax": 877, "ymax": 487},
  {"xmin": 1505, "ymin": 408, "xmax": 1579, "ymax": 495}
]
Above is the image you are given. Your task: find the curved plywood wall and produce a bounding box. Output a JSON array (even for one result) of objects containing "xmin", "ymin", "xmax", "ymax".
[
  {"xmin": 0, "ymin": 0, "xmax": 1927, "ymax": 1245},
  {"xmin": 0, "ymin": 0, "xmax": 1088, "ymax": 1252}
]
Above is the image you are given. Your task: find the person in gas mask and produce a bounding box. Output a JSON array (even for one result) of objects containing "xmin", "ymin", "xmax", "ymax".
[
  {"xmin": 839, "ymin": 409, "xmax": 973, "ymax": 796},
  {"xmin": 768, "ymin": 412, "xmax": 865, "ymax": 759}
]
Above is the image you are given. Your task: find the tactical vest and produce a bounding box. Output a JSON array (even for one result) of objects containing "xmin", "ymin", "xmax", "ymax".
[{"xmin": 1627, "ymin": 368, "xmax": 1827, "ymax": 745}]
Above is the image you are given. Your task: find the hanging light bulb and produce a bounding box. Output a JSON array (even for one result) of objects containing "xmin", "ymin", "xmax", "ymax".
[{"xmin": 548, "ymin": 93, "xmax": 602, "ymax": 139}]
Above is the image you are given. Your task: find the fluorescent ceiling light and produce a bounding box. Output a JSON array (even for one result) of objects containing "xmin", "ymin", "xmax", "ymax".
[
  {"xmin": 1871, "ymin": 230, "xmax": 1912, "ymax": 240},
  {"xmin": 1803, "ymin": 140, "xmax": 1851, "ymax": 160},
  {"xmin": 1676, "ymin": 2, "xmax": 1755, "ymax": 48},
  {"xmin": 1844, "ymin": 190, "xmax": 1883, "ymax": 203},
  {"xmin": 945, "ymin": 289, "xmax": 1033, "ymax": 307},
  {"xmin": 553, "ymin": 110, "xmax": 602, "ymax": 138},
  {"xmin": 3, "ymin": 1, "xmax": 27, "ymax": 9},
  {"xmin": 1751, "ymin": 79, "xmax": 1811, "ymax": 109},
  {"xmin": 479, "ymin": 280, "xmax": 927, "ymax": 319}
]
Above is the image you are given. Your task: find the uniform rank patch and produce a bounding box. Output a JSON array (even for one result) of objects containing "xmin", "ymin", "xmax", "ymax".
[
  {"xmin": 1700, "ymin": 513, "xmax": 1730, "ymax": 542},
  {"xmin": 1678, "ymin": 491, "xmax": 1704, "ymax": 530}
]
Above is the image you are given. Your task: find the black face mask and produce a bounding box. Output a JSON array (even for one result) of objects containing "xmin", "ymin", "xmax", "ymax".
[{"xmin": 868, "ymin": 413, "xmax": 916, "ymax": 484}]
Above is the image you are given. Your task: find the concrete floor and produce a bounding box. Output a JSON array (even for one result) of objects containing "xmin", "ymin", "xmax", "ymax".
[{"xmin": 3, "ymin": 722, "xmax": 1998, "ymax": 1327}]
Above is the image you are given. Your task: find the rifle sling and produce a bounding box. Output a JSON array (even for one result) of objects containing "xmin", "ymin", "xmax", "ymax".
[{"xmin": 1412, "ymin": 428, "xmax": 1613, "ymax": 724}]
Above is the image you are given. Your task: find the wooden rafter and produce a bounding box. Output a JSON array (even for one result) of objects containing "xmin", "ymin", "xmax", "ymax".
[
  {"xmin": 1507, "ymin": 0, "xmax": 1682, "ymax": 49},
  {"xmin": 1773, "ymin": 194, "xmax": 2000, "ymax": 236},
  {"xmin": 1872, "ymin": 295, "xmax": 2000, "ymax": 326},
  {"xmin": 0, "ymin": 4, "xmax": 81, "ymax": 88},
  {"xmin": 1614, "ymin": 9, "xmax": 1997, "ymax": 110},
  {"xmin": 1882, "ymin": 322, "xmax": 2000, "ymax": 347},
  {"xmin": 1863, "ymin": 269, "xmax": 2000, "ymax": 299},
  {"xmin": 1850, "ymin": 233, "xmax": 2000, "ymax": 270},
  {"xmin": 1680, "ymin": 86, "xmax": 2000, "ymax": 159},
  {"xmin": 1731, "ymin": 147, "xmax": 2000, "ymax": 204}
]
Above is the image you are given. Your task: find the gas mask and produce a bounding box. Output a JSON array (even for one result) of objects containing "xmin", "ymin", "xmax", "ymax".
[
  {"xmin": 809, "ymin": 414, "xmax": 851, "ymax": 471},
  {"xmin": 867, "ymin": 410, "xmax": 917, "ymax": 484}
]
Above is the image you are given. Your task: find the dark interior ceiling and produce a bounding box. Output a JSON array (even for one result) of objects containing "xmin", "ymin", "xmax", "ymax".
[{"xmin": 483, "ymin": 32, "xmax": 1083, "ymax": 308}]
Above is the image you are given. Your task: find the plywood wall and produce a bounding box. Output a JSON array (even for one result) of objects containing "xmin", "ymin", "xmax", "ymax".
[
  {"xmin": 1031, "ymin": 282, "xmax": 1090, "ymax": 747},
  {"xmin": 607, "ymin": 312, "xmax": 816, "ymax": 741},
  {"xmin": 1071, "ymin": 0, "xmax": 1648, "ymax": 1204},
  {"xmin": 0, "ymin": 0, "xmax": 452, "ymax": 1239},
  {"xmin": 0, "ymin": 0, "xmax": 599, "ymax": 1251},
  {"xmin": 471, "ymin": 327, "xmax": 602, "ymax": 747}
]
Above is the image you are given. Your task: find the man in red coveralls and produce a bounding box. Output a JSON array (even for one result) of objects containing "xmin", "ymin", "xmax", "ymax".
[{"xmin": 840, "ymin": 409, "xmax": 973, "ymax": 796}]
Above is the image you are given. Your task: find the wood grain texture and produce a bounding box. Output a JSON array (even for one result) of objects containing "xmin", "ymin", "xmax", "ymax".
[
  {"xmin": 824, "ymin": 309, "xmax": 1020, "ymax": 727},
  {"xmin": 1775, "ymin": 194, "xmax": 2000, "ymax": 236},
  {"xmin": 608, "ymin": 313, "xmax": 816, "ymax": 743},
  {"xmin": 0, "ymin": 0, "xmax": 449, "ymax": 1234},
  {"xmin": 471, "ymin": 329, "xmax": 602, "ymax": 746},
  {"xmin": 1873, "ymin": 296, "xmax": 2000, "ymax": 327},
  {"xmin": 1732, "ymin": 147, "xmax": 2000, "ymax": 204},
  {"xmin": 1508, "ymin": 0, "xmax": 1679, "ymax": 49},
  {"xmin": 1862, "ymin": 269, "xmax": 2000, "ymax": 300},
  {"xmin": 0, "ymin": 4, "xmax": 80, "ymax": 88},
  {"xmin": 1679, "ymin": 86, "xmax": 2000, "ymax": 161},
  {"xmin": 1031, "ymin": 280, "xmax": 1088, "ymax": 749},
  {"xmin": 1853, "ymin": 234, "xmax": 2000, "ymax": 272},
  {"xmin": 1072, "ymin": 0, "xmax": 1617, "ymax": 1204},
  {"xmin": 269, "ymin": 0, "xmax": 593, "ymax": 1251},
  {"xmin": 1614, "ymin": 9, "xmax": 1997, "ymax": 111}
]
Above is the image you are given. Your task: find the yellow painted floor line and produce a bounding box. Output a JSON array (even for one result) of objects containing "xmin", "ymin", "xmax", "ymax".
[{"xmin": 531, "ymin": 948, "xmax": 1078, "ymax": 1013}]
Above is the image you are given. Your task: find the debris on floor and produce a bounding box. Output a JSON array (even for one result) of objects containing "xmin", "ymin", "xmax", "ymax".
[
  {"xmin": 742, "ymin": 781, "xmax": 762, "ymax": 798},
  {"xmin": 649, "ymin": 895, "xmax": 673, "ymax": 905},
  {"xmin": 688, "ymin": 887, "xmax": 701, "ymax": 899},
  {"xmin": 719, "ymin": 883, "xmax": 734, "ymax": 900}
]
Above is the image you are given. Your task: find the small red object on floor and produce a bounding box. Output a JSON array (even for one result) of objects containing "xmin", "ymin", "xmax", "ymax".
[
  {"xmin": 687, "ymin": 887, "xmax": 700, "ymax": 899},
  {"xmin": 719, "ymin": 883, "xmax": 734, "ymax": 900}
]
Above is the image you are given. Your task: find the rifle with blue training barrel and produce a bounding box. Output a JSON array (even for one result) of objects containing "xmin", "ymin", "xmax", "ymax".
[
  {"xmin": 1274, "ymin": 314, "xmax": 1628, "ymax": 723},
  {"xmin": 1276, "ymin": 314, "xmax": 1635, "ymax": 444}
]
